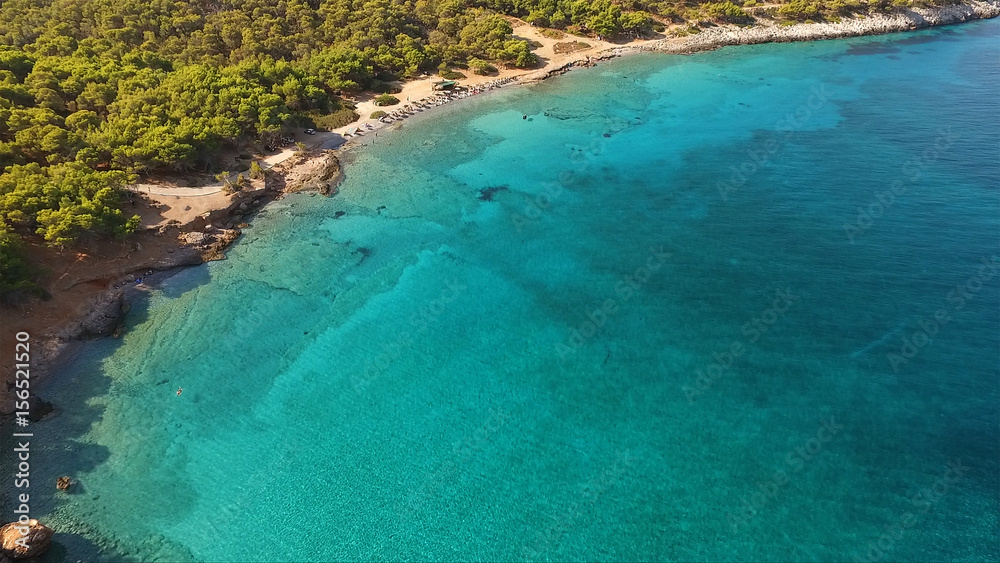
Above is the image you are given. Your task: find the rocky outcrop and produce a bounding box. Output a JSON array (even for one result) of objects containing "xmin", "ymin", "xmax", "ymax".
[
  {"xmin": 0, "ymin": 520, "xmax": 54, "ymax": 559},
  {"xmin": 178, "ymin": 231, "xmax": 209, "ymax": 246},
  {"xmin": 160, "ymin": 240, "xmax": 211, "ymax": 269},
  {"xmin": 56, "ymin": 476, "xmax": 73, "ymax": 491},
  {"xmin": 80, "ymin": 291, "xmax": 124, "ymax": 337},
  {"xmin": 523, "ymin": 53, "xmax": 618, "ymax": 82},
  {"xmin": 637, "ymin": 2, "xmax": 1000, "ymax": 54},
  {"xmin": 178, "ymin": 228, "xmax": 241, "ymax": 261},
  {"xmin": 287, "ymin": 152, "xmax": 343, "ymax": 195},
  {"xmin": 24, "ymin": 396, "xmax": 53, "ymax": 422}
]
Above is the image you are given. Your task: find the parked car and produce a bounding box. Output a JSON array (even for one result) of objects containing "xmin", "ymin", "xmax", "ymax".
[{"xmin": 304, "ymin": 128, "xmax": 316, "ymax": 135}]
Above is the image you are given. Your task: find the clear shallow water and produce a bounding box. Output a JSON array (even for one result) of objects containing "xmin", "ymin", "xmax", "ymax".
[{"xmin": 15, "ymin": 20, "xmax": 1000, "ymax": 562}]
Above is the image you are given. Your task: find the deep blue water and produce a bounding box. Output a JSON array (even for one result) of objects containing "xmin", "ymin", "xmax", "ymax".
[{"xmin": 15, "ymin": 19, "xmax": 1000, "ymax": 562}]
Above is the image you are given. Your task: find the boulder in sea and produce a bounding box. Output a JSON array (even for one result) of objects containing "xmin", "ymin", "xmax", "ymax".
[
  {"xmin": 25, "ymin": 396, "xmax": 53, "ymax": 423},
  {"xmin": 0, "ymin": 520, "xmax": 54, "ymax": 559},
  {"xmin": 478, "ymin": 186, "xmax": 509, "ymax": 201},
  {"xmin": 56, "ymin": 476, "xmax": 72, "ymax": 491}
]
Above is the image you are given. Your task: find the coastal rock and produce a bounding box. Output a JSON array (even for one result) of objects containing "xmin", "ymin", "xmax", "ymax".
[
  {"xmin": 0, "ymin": 520, "xmax": 54, "ymax": 559},
  {"xmin": 176, "ymin": 228, "xmax": 240, "ymax": 260},
  {"xmin": 287, "ymin": 152, "xmax": 343, "ymax": 194},
  {"xmin": 200, "ymin": 229, "xmax": 241, "ymax": 261},
  {"xmin": 157, "ymin": 245, "xmax": 204, "ymax": 268},
  {"xmin": 79, "ymin": 291, "xmax": 123, "ymax": 337},
  {"xmin": 56, "ymin": 476, "xmax": 72, "ymax": 491},
  {"xmin": 640, "ymin": 2, "xmax": 1000, "ymax": 54},
  {"xmin": 178, "ymin": 231, "xmax": 208, "ymax": 246},
  {"xmin": 25, "ymin": 396, "xmax": 53, "ymax": 422}
]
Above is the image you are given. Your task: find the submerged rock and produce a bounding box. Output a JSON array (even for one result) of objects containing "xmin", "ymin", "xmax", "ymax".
[
  {"xmin": 56, "ymin": 476, "xmax": 72, "ymax": 491},
  {"xmin": 25, "ymin": 396, "xmax": 53, "ymax": 422},
  {"xmin": 478, "ymin": 186, "xmax": 509, "ymax": 201},
  {"xmin": 0, "ymin": 520, "xmax": 54, "ymax": 559}
]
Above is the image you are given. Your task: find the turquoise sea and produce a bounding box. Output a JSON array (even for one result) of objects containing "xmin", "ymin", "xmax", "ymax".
[{"xmin": 10, "ymin": 19, "xmax": 1000, "ymax": 562}]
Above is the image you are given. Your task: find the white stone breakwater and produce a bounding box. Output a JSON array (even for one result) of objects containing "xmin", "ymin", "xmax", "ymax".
[{"xmin": 621, "ymin": 1, "xmax": 1000, "ymax": 55}]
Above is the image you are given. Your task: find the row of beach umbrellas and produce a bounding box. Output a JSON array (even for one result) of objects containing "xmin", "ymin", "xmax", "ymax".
[{"xmin": 375, "ymin": 77, "xmax": 519, "ymax": 124}]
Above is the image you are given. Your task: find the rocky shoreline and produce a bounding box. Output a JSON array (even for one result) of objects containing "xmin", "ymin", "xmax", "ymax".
[
  {"xmin": 0, "ymin": 164, "xmax": 297, "ymax": 415},
  {"xmin": 6, "ymin": 3, "xmax": 999, "ymax": 398},
  {"xmin": 1, "ymin": 7, "xmax": 997, "ymax": 559},
  {"xmin": 636, "ymin": 1, "xmax": 1000, "ymax": 54}
]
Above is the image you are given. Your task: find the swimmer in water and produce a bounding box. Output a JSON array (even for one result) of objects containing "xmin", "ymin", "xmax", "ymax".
[{"xmin": 176, "ymin": 387, "xmax": 183, "ymax": 396}]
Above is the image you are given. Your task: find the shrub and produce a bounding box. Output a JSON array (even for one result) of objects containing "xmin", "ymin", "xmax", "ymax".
[
  {"xmin": 304, "ymin": 100, "xmax": 360, "ymax": 130},
  {"xmin": 373, "ymin": 94, "xmax": 400, "ymax": 106},
  {"xmin": 249, "ymin": 161, "xmax": 264, "ymax": 180},
  {"xmin": 313, "ymin": 108, "xmax": 359, "ymax": 129},
  {"xmin": 498, "ymin": 40, "xmax": 538, "ymax": 68},
  {"xmin": 703, "ymin": 1, "xmax": 753, "ymax": 24},
  {"xmin": 440, "ymin": 70, "xmax": 467, "ymax": 80},
  {"xmin": 524, "ymin": 11, "xmax": 550, "ymax": 27},
  {"xmin": 826, "ymin": 0, "xmax": 864, "ymax": 14},
  {"xmin": 0, "ymin": 222, "xmax": 46, "ymax": 305},
  {"xmin": 370, "ymin": 110, "xmax": 388, "ymax": 119},
  {"xmin": 468, "ymin": 58, "xmax": 498, "ymax": 75},
  {"xmin": 620, "ymin": 11, "xmax": 655, "ymax": 37},
  {"xmin": 371, "ymin": 80, "xmax": 403, "ymax": 94},
  {"xmin": 656, "ymin": 6, "xmax": 684, "ymax": 23},
  {"xmin": 778, "ymin": 0, "xmax": 821, "ymax": 21},
  {"xmin": 217, "ymin": 171, "xmax": 236, "ymax": 193}
]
